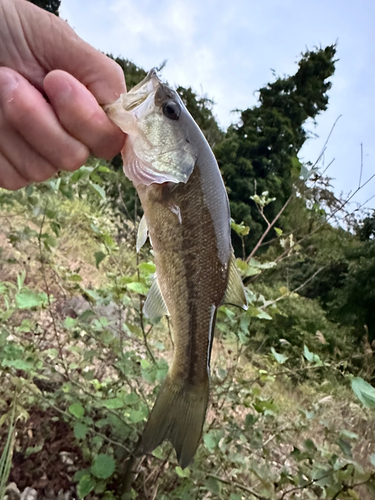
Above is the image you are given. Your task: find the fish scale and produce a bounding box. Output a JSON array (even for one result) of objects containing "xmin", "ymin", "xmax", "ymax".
[{"xmin": 139, "ymin": 166, "xmax": 228, "ymax": 386}]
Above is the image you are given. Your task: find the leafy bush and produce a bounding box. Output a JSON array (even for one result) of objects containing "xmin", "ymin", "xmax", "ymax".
[{"xmin": 0, "ymin": 168, "xmax": 375, "ymax": 500}]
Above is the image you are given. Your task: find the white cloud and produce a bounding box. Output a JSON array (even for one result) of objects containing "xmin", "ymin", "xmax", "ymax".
[{"xmin": 60, "ymin": 0, "xmax": 375, "ymax": 207}]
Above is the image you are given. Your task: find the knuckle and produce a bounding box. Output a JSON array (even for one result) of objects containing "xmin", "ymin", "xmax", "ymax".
[
  {"xmin": 30, "ymin": 166, "xmax": 56, "ymax": 183},
  {"xmin": 2, "ymin": 178, "xmax": 26, "ymax": 190},
  {"xmin": 1, "ymin": 91, "xmax": 28, "ymax": 125},
  {"xmin": 0, "ymin": 170, "xmax": 27, "ymax": 191},
  {"xmin": 91, "ymin": 127, "xmax": 125, "ymax": 160},
  {"xmin": 59, "ymin": 145, "xmax": 88, "ymax": 172}
]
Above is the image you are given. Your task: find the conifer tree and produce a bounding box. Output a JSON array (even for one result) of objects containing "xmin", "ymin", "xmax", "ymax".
[
  {"xmin": 28, "ymin": 0, "xmax": 60, "ymax": 16},
  {"xmin": 216, "ymin": 45, "xmax": 337, "ymax": 253}
]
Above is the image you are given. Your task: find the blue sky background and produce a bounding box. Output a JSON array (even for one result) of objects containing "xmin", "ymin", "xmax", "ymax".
[{"xmin": 60, "ymin": 0, "xmax": 375, "ymax": 214}]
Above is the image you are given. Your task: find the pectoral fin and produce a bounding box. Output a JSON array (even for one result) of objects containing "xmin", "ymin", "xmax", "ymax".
[
  {"xmin": 136, "ymin": 215, "xmax": 148, "ymax": 252},
  {"xmin": 223, "ymin": 255, "xmax": 248, "ymax": 309},
  {"xmin": 143, "ymin": 275, "xmax": 169, "ymax": 319}
]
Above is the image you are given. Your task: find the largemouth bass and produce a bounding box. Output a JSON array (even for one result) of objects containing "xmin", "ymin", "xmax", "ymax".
[{"xmin": 105, "ymin": 70, "xmax": 247, "ymax": 468}]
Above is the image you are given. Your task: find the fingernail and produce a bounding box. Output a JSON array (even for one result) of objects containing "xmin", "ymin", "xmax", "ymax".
[
  {"xmin": 55, "ymin": 78, "xmax": 73, "ymax": 102},
  {"xmin": 0, "ymin": 69, "xmax": 20, "ymax": 103}
]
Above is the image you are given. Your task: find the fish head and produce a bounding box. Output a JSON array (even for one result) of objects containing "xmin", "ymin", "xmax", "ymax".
[{"xmin": 105, "ymin": 69, "xmax": 198, "ymax": 186}]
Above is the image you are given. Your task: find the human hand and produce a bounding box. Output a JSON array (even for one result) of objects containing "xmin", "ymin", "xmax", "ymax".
[{"xmin": 0, "ymin": 0, "xmax": 126, "ymax": 190}]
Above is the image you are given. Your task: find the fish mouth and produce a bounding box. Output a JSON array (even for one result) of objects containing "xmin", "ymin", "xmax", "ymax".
[{"xmin": 123, "ymin": 68, "xmax": 161, "ymax": 111}]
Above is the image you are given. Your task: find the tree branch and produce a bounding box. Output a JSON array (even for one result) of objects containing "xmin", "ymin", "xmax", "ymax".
[
  {"xmin": 207, "ymin": 474, "xmax": 268, "ymax": 500},
  {"xmin": 246, "ymin": 194, "xmax": 293, "ymax": 262}
]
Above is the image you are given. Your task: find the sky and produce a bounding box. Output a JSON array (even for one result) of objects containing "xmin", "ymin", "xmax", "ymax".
[{"xmin": 60, "ymin": 0, "xmax": 375, "ymax": 214}]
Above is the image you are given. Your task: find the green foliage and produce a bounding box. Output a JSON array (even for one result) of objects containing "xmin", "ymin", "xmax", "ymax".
[
  {"xmin": 0, "ymin": 168, "xmax": 374, "ymax": 500},
  {"xmin": 351, "ymin": 377, "xmax": 375, "ymax": 409},
  {"xmin": 109, "ymin": 56, "xmax": 148, "ymax": 91},
  {"xmin": 226, "ymin": 279, "xmax": 363, "ymax": 384},
  {"xmin": 27, "ymin": 0, "xmax": 60, "ymax": 16},
  {"xmin": 217, "ymin": 45, "xmax": 337, "ymax": 254},
  {"xmin": 2, "ymin": 43, "xmax": 375, "ymax": 499},
  {"xmin": 329, "ymin": 240, "xmax": 375, "ymax": 343},
  {"xmin": 0, "ymin": 399, "xmax": 16, "ymax": 500},
  {"xmin": 91, "ymin": 454, "xmax": 116, "ymax": 479},
  {"xmin": 357, "ymin": 210, "xmax": 375, "ymax": 241}
]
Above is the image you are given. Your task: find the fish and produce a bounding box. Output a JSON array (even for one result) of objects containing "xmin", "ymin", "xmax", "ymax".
[{"xmin": 104, "ymin": 69, "xmax": 247, "ymax": 468}]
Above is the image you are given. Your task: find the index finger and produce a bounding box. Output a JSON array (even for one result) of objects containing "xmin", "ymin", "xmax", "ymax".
[{"xmin": 7, "ymin": 0, "xmax": 126, "ymax": 104}]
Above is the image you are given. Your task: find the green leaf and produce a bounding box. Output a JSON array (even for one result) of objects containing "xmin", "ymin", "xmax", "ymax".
[
  {"xmin": 152, "ymin": 446, "xmax": 164, "ymax": 459},
  {"xmin": 271, "ymin": 347, "xmax": 288, "ymax": 364},
  {"xmin": 126, "ymin": 282, "xmax": 149, "ymax": 295},
  {"xmin": 45, "ymin": 348, "xmax": 58, "ymax": 359},
  {"xmin": 94, "ymin": 251, "xmax": 106, "ymax": 269},
  {"xmin": 127, "ymin": 408, "xmax": 147, "ymax": 423},
  {"xmin": 74, "ymin": 469, "xmax": 90, "ymax": 482},
  {"xmin": 69, "ymin": 403, "xmax": 85, "ymax": 418},
  {"xmin": 97, "ymin": 165, "xmax": 112, "ymax": 173},
  {"xmin": 91, "ymin": 454, "xmax": 115, "ymax": 479},
  {"xmin": 15, "ymin": 290, "xmax": 48, "ymax": 309},
  {"xmin": 253, "ymin": 399, "xmax": 278, "ymax": 414},
  {"xmin": 79, "ymin": 310, "xmax": 95, "ymax": 323},
  {"xmin": 257, "ymin": 309, "xmax": 272, "ymax": 320},
  {"xmin": 231, "ymin": 219, "xmax": 250, "ymax": 237},
  {"xmin": 17, "ymin": 319, "xmax": 34, "ymax": 332},
  {"xmin": 124, "ymin": 393, "xmax": 139, "ymax": 405},
  {"xmin": 203, "ymin": 430, "xmax": 222, "ymax": 453},
  {"xmin": 303, "ymin": 439, "xmax": 317, "ymax": 452},
  {"xmin": 94, "ymin": 480, "xmax": 109, "ymax": 495},
  {"xmin": 351, "ymin": 377, "xmax": 375, "ymax": 409},
  {"xmin": 50, "ymin": 221, "xmax": 61, "ymax": 236},
  {"xmin": 70, "ymin": 167, "xmax": 90, "ymax": 184},
  {"xmin": 247, "ymin": 258, "xmax": 276, "ymax": 269},
  {"xmin": 67, "ymin": 274, "xmax": 82, "ymax": 282},
  {"xmin": 90, "ymin": 183, "xmax": 106, "ymax": 200},
  {"xmin": 77, "ymin": 474, "xmax": 96, "ymax": 499},
  {"xmin": 74, "ymin": 422, "xmax": 89, "ymax": 440},
  {"xmin": 64, "ymin": 317, "xmax": 78, "ymax": 329},
  {"xmin": 24, "ymin": 444, "xmax": 43, "ymax": 457},
  {"xmin": 175, "ymin": 466, "xmax": 190, "ymax": 478},
  {"xmin": 102, "ymin": 398, "xmax": 123, "ymax": 409},
  {"xmin": 337, "ymin": 437, "xmax": 352, "ymax": 458},
  {"xmin": 205, "ymin": 477, "xmax": 221, "ymax": 495},
  {"xmin": 300, "ymin": 164, "xmax": 312, "ymax": 180},
  {"xmin": 303, "ymin": 345, "xmax": 321, "ymax": 364},
  {"xmin": 138, "ymin": 262, "xmax": 156, "ymax": 275},
  {"xmin": 340, "ymin": 430, "xmax": 358, "ymax": 440},
  {"xmin": 370, "ymin": 453, "xmax": 375, "ymax": 467},
  {"xmin": 1, "ymin": 359, "xmax": 34, "ymax": 371}
]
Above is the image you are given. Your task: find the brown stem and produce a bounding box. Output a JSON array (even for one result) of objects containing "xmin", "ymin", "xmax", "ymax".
[
  {"xmin": 246, "ymin": 194, "xmax": 293, "ymax": 262},
  {"xmin": 256, "ymin": 265, "xmax": 327, "ymax": 306},
  {"xmin": 37, "ymin": 204, "xmax": 69, "ymax": 378},
  {"xmin": 280, "ymin": 469, "xmax": 336, "ymax": 499},
  {"xmin": 207, "ymin": 474, "xmax": 268, "ymax": 500}
]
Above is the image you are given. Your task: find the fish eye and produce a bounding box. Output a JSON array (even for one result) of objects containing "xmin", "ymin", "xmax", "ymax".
[{"xmin": 162, "ymin": 101, "xmax": 181, "ymax": 120}]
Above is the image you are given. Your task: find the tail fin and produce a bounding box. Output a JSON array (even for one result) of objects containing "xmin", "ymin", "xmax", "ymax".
[{"xmin": 136, "ymin": 375, "xmax": 209, "ymax": 468}]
